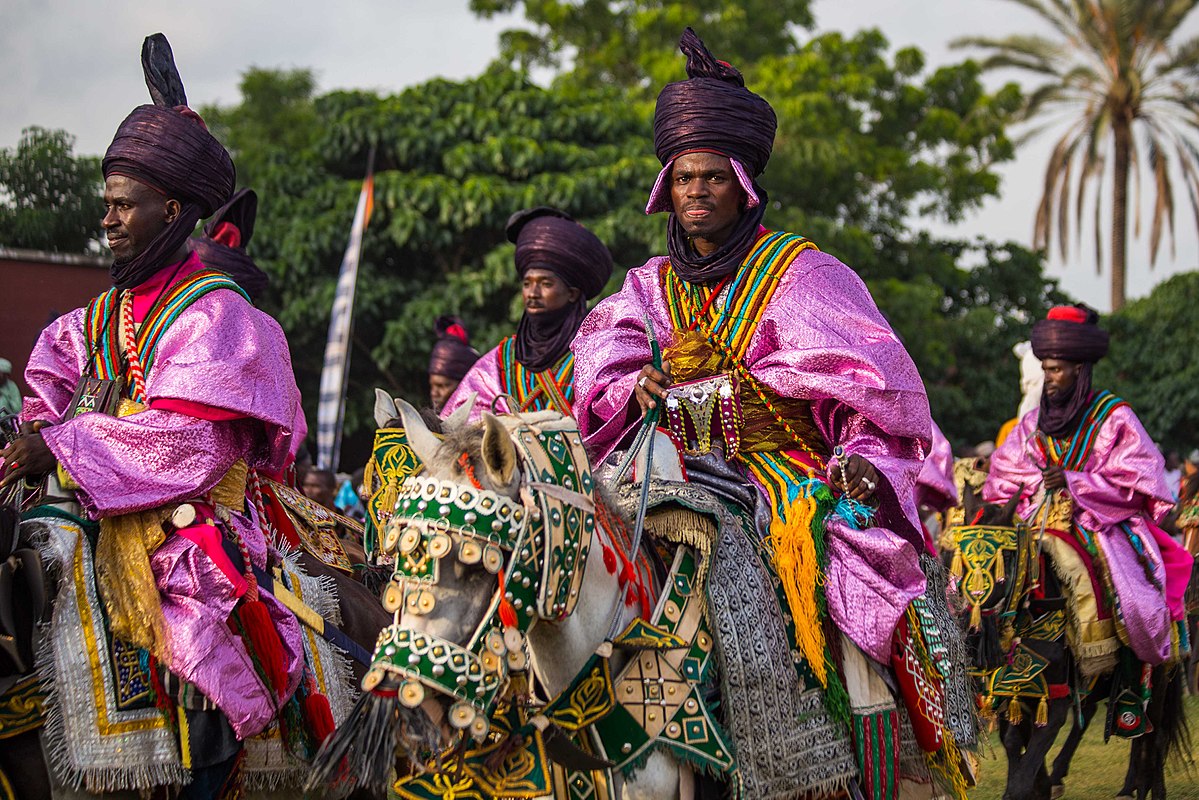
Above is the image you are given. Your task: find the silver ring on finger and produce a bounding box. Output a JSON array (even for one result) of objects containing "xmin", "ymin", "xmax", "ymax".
[
  {"xmin": 638, "ymin": 375, "xmax": 649, "ymax": 388},
  {"xmin": 862, "ymin": 478, "xmax": 876, "ymax": 491}
]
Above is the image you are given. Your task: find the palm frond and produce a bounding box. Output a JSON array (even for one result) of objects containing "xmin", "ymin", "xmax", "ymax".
[{"xmin": 1146, "ymin": 127, "xmax": 1178, "ymax": 265}]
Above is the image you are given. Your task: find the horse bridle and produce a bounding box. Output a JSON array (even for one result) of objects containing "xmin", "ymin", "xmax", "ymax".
[{"xmin": 364, "ymin": 423, "xmax": 596, "ymax": 744}]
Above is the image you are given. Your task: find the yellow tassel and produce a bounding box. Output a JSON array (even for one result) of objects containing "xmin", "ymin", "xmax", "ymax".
[
  {"xmin": 970, "ymin": 602, "xmax": 982, "ymax": 630},
  {"xmin": 1008, "ymin": 699, "xmax": 1023, "ymax": 725},
  {"xmin": 377, "ymin": 476, "xmax": 399, "ymax": 522},
  {"xmin": 950, "ymin": 548, "xmax": 964, "ymax": 578},
  {"xmin": 1036, "ymin": 696, "xmax": 1049, "ymax": 727},
  {"xmin": 769, "ymin": 494, "xmax": 827, "ymax": 687},
  {"xmin": 979, "ymin": 694, "xmax": 993, "ymax": 716},
  {"xmin": 994, "ymin": 550, "xmax": 1005, "ymax": 583}
]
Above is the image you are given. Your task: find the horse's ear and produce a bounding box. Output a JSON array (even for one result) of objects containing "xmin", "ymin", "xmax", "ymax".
[
  {"xmin": 1001, "ymin": 487, "xmax": 1023, "ymax": 526},
  {"xmin": 442, "ymin": 393, "xmax": 476, "ymax": 432},
  {"xmin": 480, "ymin": 413, "xmax": 518, "ymax": 489},
  {"xmin": 374, "ymin": 388, "xmax": 400, "ymax": 429},
  {"xmin": 962, "ymin": 483, "xmax": 980, "ymax": 522},
  {"xmin": 396, "ymin": 398, "xmax": 441, "ymax": 465}
]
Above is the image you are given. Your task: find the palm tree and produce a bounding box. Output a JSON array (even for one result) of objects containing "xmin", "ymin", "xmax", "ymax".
[{"xmin": 956, "ymin": 0, "xmax": 1199, "ymax": 310}]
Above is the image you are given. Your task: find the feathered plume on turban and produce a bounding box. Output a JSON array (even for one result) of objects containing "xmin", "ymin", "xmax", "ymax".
[{"xmin": 428, "ymin": 316, "xmax": 480, "ymax": 381}]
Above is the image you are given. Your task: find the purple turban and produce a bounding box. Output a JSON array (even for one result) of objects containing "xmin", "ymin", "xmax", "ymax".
[
  {"xmin": 506, "ymin": 207, "xmax": 613, "ymax": 300},
  {"xmin": 1031, "ymin": 305, "xmax": 1109, "ymax": 437},
  {"xmin": 103, "ymin": 104, "xmax": 235, "ymax": 218},
  {"xmin": 102, "ymin": 34, "xmax": 236, "ymax": 290},
  {"xmin": 653, "ymin": 28, "xmax": 777, "ymax": 178},
  {"xmin": 191, "ymin": 188, "xmax": 269, "ymax": 301},
  {"xmin": 428, "ymin": 316, "xmax": 480, "ymax": 381},
  {"xmin": 1031, "ymin": 305, "xmax": 1109, "ymax": 363}
]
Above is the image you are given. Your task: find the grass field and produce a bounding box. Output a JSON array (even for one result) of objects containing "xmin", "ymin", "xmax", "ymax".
[{"xmin": 968, "ymin": 695, "xmax": 1199, "ymax": 799}]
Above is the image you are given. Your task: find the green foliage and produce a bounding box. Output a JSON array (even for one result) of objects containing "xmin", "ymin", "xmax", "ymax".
[
  {"xmin": 1098, "ymin": 271, "xmax": 1199, "ymax": 452},
  {"xmin": 0, "ymin": 127, "xmax": 103, "ymax": 253},
  {"xmin": 869, "ymin": 237, "xmax": 1071, "ymax": 449},
  {"xmin": 471, "ymin": 0, "xmax": 814, "ymax": 87},
  {"xmin": 200, "ymin": 68, "xmax": 319, "ymax": 188},
  {"xmin": 227, "ymin": 70, "xmax": 661, "ymax": 465}
]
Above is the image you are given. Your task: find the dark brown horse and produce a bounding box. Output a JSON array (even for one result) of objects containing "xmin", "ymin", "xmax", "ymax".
[{"xmin": 954, "ymin": 487, "xmax": 1190, "ymax": 800}]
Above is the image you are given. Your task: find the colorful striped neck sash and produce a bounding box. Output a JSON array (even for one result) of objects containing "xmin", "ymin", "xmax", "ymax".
[
  {"xmin": 496, "ymin": 335, "xmax": 575, "ymax": 415},
  {"xmin": 85, "ymin": 269, "xmax": 249, "ymax": 393},
  {"xmin": 1040, "ymin": 390, "xmax": 1127, "ymax": 471},
  {"xmin": 663, "ymin": 230, "xmax": 817, "ymax": 362},
  {"xmin": 662, "ymin": 230, "xmax": 825, "ymax": 468}
]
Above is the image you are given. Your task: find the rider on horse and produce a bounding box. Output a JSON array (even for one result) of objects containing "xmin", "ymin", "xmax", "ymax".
[
  {"xmin": 0, "ymin": 35, "xmax": 324, "ymax": 795},
  {"xmin": 441, "ymin": 207, "xmax": 613, "ymax": 420},
  {"xmin": 571, "ymin": 27, "xmax": 971, "ymax": 799},
  {"xmin": 984, "ymin": 305, "xmax": 1193, "ymax": 681}
]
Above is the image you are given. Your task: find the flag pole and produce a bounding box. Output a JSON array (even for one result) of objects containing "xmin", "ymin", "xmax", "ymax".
[{"xmin": 316, "ymin": 145, "xmax": 376, "ymax": 471}]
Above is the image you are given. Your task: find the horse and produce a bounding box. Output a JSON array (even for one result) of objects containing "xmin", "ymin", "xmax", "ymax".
[
  {"xmin": 309, "ymin": 402, "xmax": 693, "ymax": 799},
  {"xmin": 0, "ymin": 462, "xmax": 389, "ymax": 799},
  {"xmin": 950, "ymin": 485, "xmax": 1190, "ymax": 800}
]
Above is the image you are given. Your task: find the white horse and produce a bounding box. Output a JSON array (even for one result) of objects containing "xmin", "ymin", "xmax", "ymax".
[{"xmin": 380, "ymin": 397, "xmax": 694, "ymax": 800}]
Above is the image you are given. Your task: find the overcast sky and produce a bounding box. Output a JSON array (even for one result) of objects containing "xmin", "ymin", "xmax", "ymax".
[{"xmin": 4, "ymin": 0, "xmax": 1196, "ymax": 310}]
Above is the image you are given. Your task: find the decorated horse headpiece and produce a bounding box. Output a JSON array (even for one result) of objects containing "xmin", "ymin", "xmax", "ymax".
[{"xmin": 362, "ymin": 415, "xmax": 595, "ymax": 742}]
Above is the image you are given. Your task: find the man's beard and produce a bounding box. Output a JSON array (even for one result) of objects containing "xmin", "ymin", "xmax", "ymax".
[{"xmin": 1038, "ymin": 363, "xmax": 1093, "ymax": 438}]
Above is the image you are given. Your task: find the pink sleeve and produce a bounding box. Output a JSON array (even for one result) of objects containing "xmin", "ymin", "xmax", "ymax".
[
  {"xmin": 441, "ymin": 348, "xmax": 508, "ymax": 423},
  {"xmin": 42, "ymin": 408, "xmax": 259, "ymax": 518},
  {"xmin": 1067, "ymin": 405, "xmax": 1174, "ymax": 528}
]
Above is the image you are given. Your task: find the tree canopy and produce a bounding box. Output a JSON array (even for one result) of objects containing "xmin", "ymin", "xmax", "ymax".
[
  {"xmin": 1099, "ymin": 270, "xmax": 1199, "ymax": 451},
  {"xmin": 0, "ymin": 127, "xmax": 102, "ymax": 253}
]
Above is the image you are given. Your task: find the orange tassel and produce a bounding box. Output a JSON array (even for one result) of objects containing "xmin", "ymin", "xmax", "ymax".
[
  {"xmin": 497, "ymin": 571, "xmax": 519, "ymax": 628},
  {"xmin": 237, "ymin": 597, "xmax": 289, "ymax": 699},
  {"xmin": 303, "ymin": 690, "xmax": 336, "ymax": 745}
]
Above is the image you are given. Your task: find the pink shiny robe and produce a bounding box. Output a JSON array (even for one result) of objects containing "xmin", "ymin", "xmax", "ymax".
[
  {"xmin": 916, "ymin": 421, "xmax": 958, "ymax": 514},
  {"xmin": 984, "ymin": 406, "xmax": 1192, "ymax": 664},
  {"xmin": 571, "ymin": 246, "xmax": 932, "ymax": 663},
  {"xmin": 442, "ymin": 344, "xmax": 512, "ymax": 422},
  {"xmin": 20, "ymin": 253, "xmax": 307, "ymax": 738}
]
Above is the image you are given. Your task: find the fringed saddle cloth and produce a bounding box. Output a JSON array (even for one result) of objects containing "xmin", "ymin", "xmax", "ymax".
[{"xmin": 28, "ymin": 503, "xmax": 355, "ymax": 794}]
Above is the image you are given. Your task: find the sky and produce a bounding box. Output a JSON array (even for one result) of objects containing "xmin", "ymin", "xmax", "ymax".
[{"xmin": 3, "ymin": 0, "xmax": 1196, "ymax": 311}]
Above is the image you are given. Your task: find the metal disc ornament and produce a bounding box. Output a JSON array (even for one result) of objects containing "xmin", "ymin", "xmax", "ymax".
[
  {"xmin": 482, "ymin": 545, "xmax": 504, "ymax": 574},
  {"xmin": 428, "ymin": 532, "xmax": 452, "ymax": 559},
  {"xmin": 399, "ymin": 527, "xmax": 422, "ymax": 554},
  {"xmin": 399, "ymin": 680, "xmax": 426, "ymax": 708}
]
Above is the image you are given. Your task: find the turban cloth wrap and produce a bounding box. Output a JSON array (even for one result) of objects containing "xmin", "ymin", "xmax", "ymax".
[
  {"xmin": 508, "ymin": 207, "xmax": 613, "ymax": 372},
  {"xmin": 1031, "ymin": 305, "xmax": 1110, "ymax": 437},
  {"xmin": 192, "ymin": 188, "xmax": 269, "ymax": 301},
  {"xmin": 428, "ymin": 315, "xmax": 481, "ymax": 381},
  {"xmin": 103, "ymin": 103, "xmax": 236, "ymax": 289},
  {"xmin": 652, "ymin": 28, "xmax": 776, "ymax": 284}
]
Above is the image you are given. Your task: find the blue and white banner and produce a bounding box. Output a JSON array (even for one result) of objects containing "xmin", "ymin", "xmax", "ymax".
[{"xmin": 316, "ymin": 165, "xmax": 374, "ymax": 470}]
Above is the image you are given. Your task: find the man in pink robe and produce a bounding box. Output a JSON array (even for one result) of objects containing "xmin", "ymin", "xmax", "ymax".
[
  {"xmin": 442, "ymin": 207, "xmax": 612, "ymax": 421},
  {"xmin": 985, "ymin": 305, "xmax": 1192, "ymax": 667},
  {"xmin": 1, "ymin": 35, "xmax": 306, "ymax": 794}
]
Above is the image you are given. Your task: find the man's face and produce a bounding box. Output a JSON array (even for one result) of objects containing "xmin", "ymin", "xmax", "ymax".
[
  {"xmin": 669, "ymin": 152, "xmax": 745, "ymax": 256},
  {"xmin": 1041, "ymin": 358, "xmax": 1081, "ymax": 402},
  {"xmin": 102, "ymin": 175, "xmax": 179, "ymax": 263},
  {"xmin": 429, "ymin": 374, "xmax": 460, "ymax": 413},
  {"xmin": 302, "ymin": 472, "xmax": 337, "ymax": 510},
  {"xmin": 522, "ymin": 268, "xmax": 580, "ymax": 315}
]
